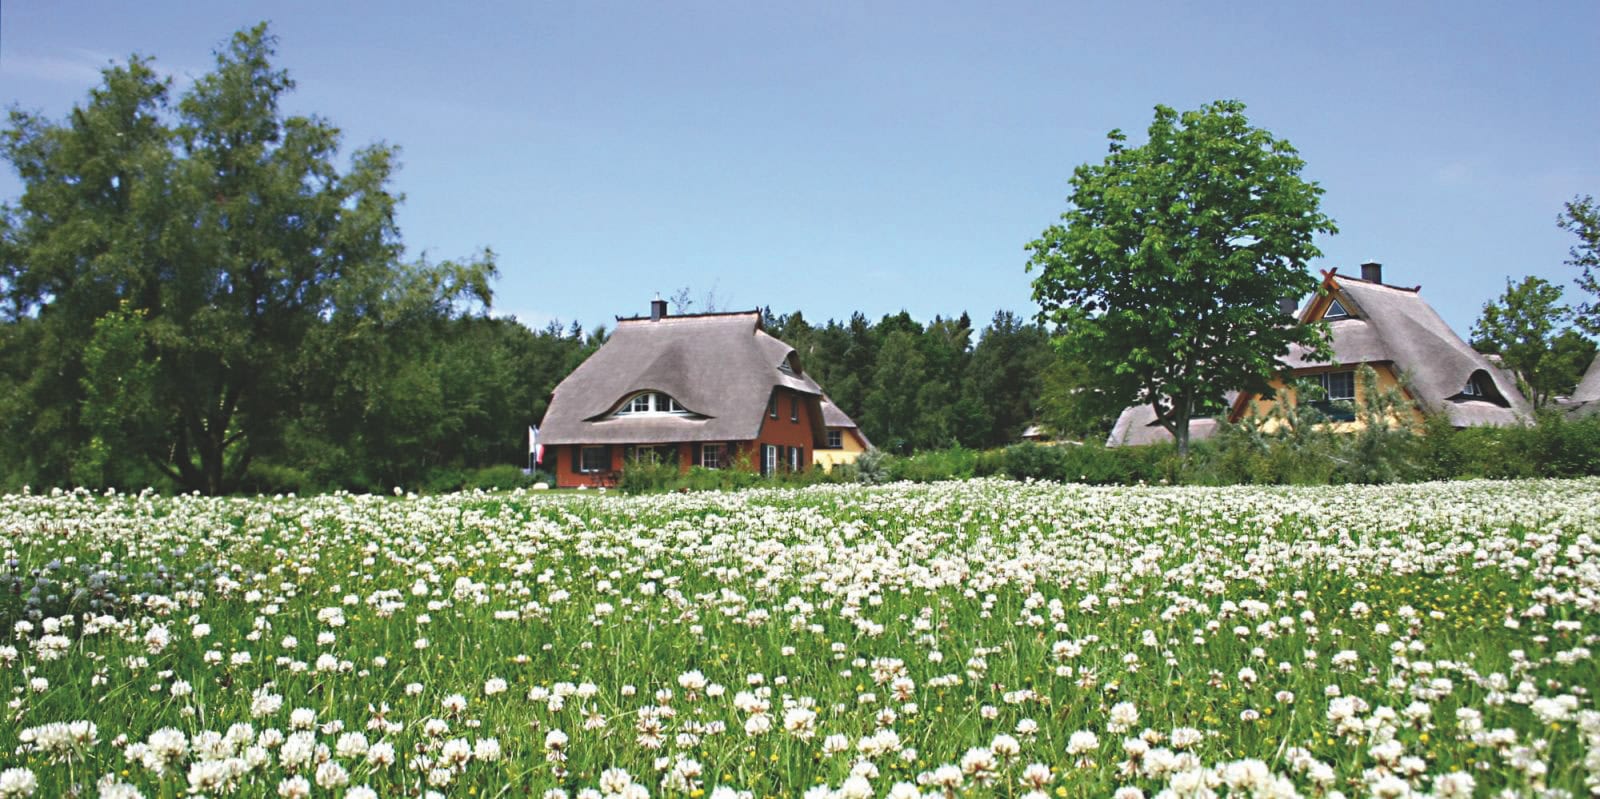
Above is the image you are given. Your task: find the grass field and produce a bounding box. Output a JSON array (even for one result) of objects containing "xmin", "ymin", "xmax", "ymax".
[{"xmin": 1, "ymin": 478, "xmax": 1597, "ymax": 798}]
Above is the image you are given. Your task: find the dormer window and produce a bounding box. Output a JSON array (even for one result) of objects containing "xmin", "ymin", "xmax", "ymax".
[
  {"xmin": 1462, "ymin": 375, "xmax": 1484, "ymax": 397},
  {"xmin": 613, "ymin": 392, "xmax": 688, "ymax": 417},
  {"xmin": 1323, "ymin": 299, "xmax": 1350, "ymax": 320}
]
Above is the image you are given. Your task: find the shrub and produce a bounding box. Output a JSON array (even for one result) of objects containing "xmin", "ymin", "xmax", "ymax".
[
  {"xmin": 887, "ymin": 448, "xmax": 978, "ymax": 483},
  {"xmin": 462, "ymin": 465, "xmax": 544, "ymax": 492},
  {"xmin": 854, "ymin": 450, "xmax": 892, "ymax": 484},
  {"xmin": 1000, "ymin": 443, "xmax": 1067, "ymax": 481},
  {"xmin": 973, "ymin": 448, "xmax": 1006, "ymax": 477},
  {"xmin": 616, "ymin": 456, "xmax": 681, "ymax": 495}
]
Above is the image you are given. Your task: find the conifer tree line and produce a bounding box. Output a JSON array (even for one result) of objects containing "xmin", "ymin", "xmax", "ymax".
[{"xmin": 758, "ymin": 308, "xmax": 1098, "ymax": 454}]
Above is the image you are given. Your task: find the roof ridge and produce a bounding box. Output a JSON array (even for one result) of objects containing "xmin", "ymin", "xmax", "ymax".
[{"xmin": 615, "ymin": 311, "xmax": 761, "ymax": 325}]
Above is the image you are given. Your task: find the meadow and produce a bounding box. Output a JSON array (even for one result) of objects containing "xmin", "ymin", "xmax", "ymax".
[{"xmin": 1, "ymin": 478, "xmax": 1597, "ymax": 799}]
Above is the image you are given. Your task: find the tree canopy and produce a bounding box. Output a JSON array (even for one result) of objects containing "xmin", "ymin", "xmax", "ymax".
[
  {"xmin": 0, "ymin": 24, "xmax": 598, "ymax": 494},
  {"xmin": 1026, "ymin": 100, "xmax": 1336, "ymax": 454},
  {"xmin": 1471, "ymin": 276, "xmax": 1594, "ymax": 409},
  {"xmin": 1563, "ymin": 195, "xmax": 1600, "ymax": 337}
]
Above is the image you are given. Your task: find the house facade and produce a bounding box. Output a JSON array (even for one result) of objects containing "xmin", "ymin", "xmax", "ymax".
[
  {"xmin": 1108, "ymin": 263, "xmax": 1531, "ymax": 446},
  {"xmin": 814, "ymin": 398, "xmax": 872, "ymax": 472},
  {"xmin": 538, "ymin": 301, "xmax": 839, "ymax": 487}
]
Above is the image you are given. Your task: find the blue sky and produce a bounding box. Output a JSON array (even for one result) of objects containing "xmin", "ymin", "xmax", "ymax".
[{"xmin": 3, "ymin": 1, "xmax": 1597, "ymax": 336}]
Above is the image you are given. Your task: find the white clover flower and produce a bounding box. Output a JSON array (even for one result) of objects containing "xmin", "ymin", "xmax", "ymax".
[
  {"xmin": 1020, "ymin": 762, "xmax": 1053, "ymax": 789},
  {"xmin": 1432, "ymin": 771, "xmax": 1475, "ymax": 799},
  {"xmin": 95, "ymin": 777, "xmax": 143, "ymax": 799},
  {"xmin": 276, "ymin": 775, "xmax": 311, "ymax": 799},
  {"xmin": 991, "ymin": 733, "xmax": 1021, "ymax": 759},
  {"xmin": 474, "ymin": 738, "xmax": 503, "ymax": 762},
  {"xmin": 783, "ymin": 706, "xmax": 817, "ymax": 739},
  {"xmin": 0, "ymin": 768, "xmax": 37, "ymax": 798},
  {"xmin": 1066, "ymin": 730, "xmax": 1100, "ymax": 756},
  {"xmin": 1108, "ymin": 701, "xmax": 1139, "ymax": 733},
  {"xmin": 442, "ymin": 693, "xmax": 468, "ymax": 715},
  {"xmin": 367, "ymin": 741, "xmax": 397, "ymax": 767},
  {"xmin": 143, "ymin": 625, "xmax": 171, "ymax": 655},
  {"xmin": 335, "ymin": 731, "xmax": 369, "ymax": 759}
]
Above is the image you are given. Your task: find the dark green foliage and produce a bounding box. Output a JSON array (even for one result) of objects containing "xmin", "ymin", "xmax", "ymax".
[
  {"xmin": 0, "ymin": 24, "xmax": 595, "ymax": 495},
  {"xmin": 1564, "ymin": 195, "xmax": 1600, "ymax": 336},
  {"xmin": 616, "ymin": 458, "xmax": 684, "ymax": 495},
  {"xmin": 885, "ymin": 448, "xmax": 978, "ymax": 482},
  {"xmin": 1471, "ymin": 276, "xmax": 1590, "ymax": 408},
  {"xmin": 1187, "ymin": 366, "xmax": 1422, "ymax": 485},
  {"xmin": 1418, "ymin": 412, "xmax": 1600, "ymax": 481},
  {"xmin": 1027, "ymin": 100, "xmax": 1337, "ymax": 455}
]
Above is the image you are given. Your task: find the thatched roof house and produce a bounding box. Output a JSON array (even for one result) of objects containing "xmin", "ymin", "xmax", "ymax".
[
  {"xmin": 539, "ymin": 300, "xmax": 859, "ymax": 486},
  {"xmin": 1108, "ymin": 263, "xmax": 1531, "ymax": 447}
]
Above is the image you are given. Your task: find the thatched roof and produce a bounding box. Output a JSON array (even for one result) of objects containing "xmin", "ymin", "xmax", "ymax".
[
  {"xmin": 1106, "ymin": 268, "xmax": 1531, "ymax": 446},
  {"xmin": 1562, "ymin": 354, "xmax": 1600, "ymax": 418},
  {"xmin": 1574, "ymin": 354, "xmax": 1600, "ymax": 404},
  {"xmin": 540, "ymin": 311, "xmax": 825, "ymax": 446},
  {"xmin": 1106, "ymin": 397, "xmax": 1233, "ymax": 447},
  {"xmin": 820, "ymin": 397, "xmax": 872, "ymax": 449},
  {"xmin": 1277, "ymin": 273, "xmax": 1530, "ymax": 426}
]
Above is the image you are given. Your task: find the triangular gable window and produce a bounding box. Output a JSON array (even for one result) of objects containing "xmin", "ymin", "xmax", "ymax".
[{"xmin": 1323, "ymin": 299, "xmax": 1350, "ymax": 320}]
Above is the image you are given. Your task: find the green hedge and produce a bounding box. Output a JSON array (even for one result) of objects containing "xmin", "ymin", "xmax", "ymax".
[
  {"xmin": 846, "ymin": 412, "xmax": 1600, "ymax": 488},
  {"xmin": 584, "ymin": 411, "xmax": 1600, "ymax": 495}
]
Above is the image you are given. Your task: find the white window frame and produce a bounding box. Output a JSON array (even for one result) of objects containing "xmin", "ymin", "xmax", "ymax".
[
  {"xmin": 1324, "ymin": 299, "xmax": 1350, "ymax": 320},
  {"xmin": 1318, "ymin": 370, "xmax": 1356, "ymax": 402},
  {"xmin": 762, "ymin": 444, "xmax": 777, "ymax": 476},
  {"xmin": 826, "ymin": 430, "xmax": 843, "ymax": 449},
  {"xmin": 699, "ymin": 443, "xmax": 724, "ymax": 470},
  {"xmin": 614, "ymin": 392, "xmax": 690, "ymax": 417},
  {"xmin": 789, "ymin": 446, "xmax": 801, "ymax": 471},
  {"xmin": 1462, "ymin": 376, "xmax": 1484, "ymax": 397}
]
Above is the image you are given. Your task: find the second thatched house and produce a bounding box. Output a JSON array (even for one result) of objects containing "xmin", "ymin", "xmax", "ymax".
[{"xmin": 1108, "ymin": 263, "xmax": 1531, "ymax": 446}]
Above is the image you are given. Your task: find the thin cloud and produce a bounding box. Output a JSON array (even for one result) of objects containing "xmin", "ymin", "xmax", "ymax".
[{"xmin": 2, "ymin": 47, "xmax": 193, "ymax": 91}]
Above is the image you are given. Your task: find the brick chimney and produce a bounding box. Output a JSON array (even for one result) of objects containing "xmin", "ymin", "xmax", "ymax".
[
  {"xmin": 650, "ymin": 294, "xmax": 667, "ymax": 321},
  {"xmin": 1360, "ymin": 262, "xmax": 1383, "ymax": 284}
]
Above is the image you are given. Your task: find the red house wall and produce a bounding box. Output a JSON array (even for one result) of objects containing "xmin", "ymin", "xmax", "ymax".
[
  {"xmin": 550, "ymin": 389, "xmax": 819, "ymax": 487},
  {"xmin": 553, "ymin": 443, "xmax": 625, "ymax": 488},
  {"xmin": 755, "ymin": 388, "xmax": 816, "ymax": 472}
]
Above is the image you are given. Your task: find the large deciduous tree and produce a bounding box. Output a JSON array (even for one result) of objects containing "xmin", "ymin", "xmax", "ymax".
[
  {"xmin": 1471, "ymin": 276, "xmax": 1592, "ymax": 409},
  {"xmin": 0, "ymin": 24, "xmax": 495, "ymax": 493},
  {"xmin": 1026, "ymin": 100, "xmax": 1335, "ymax": 455},
  {"xmin": 1563, "ymin": 195, "xmax": 1600, "ymax": 336}
]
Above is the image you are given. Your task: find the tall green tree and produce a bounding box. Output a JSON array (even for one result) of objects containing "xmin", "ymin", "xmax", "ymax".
[
  {"xmin": 863, "ymin": 330, "xmax": 929, "ymax": 453},
  {"xmin": 1026, "ymin": 100, "xmax": 1335, "ymax": 455},
  {"xmin": 0, "ymin": 24, "xmax": 494, "ymax": 493},
  {"xmin": 958, "ymin": 311, "xmax": 1052, "ymax": 447},
  {"xmin": 1563, "ymin": 195, "xmax": 1600, "ymax": 336},
  {"xmin": 1471, "ymin": 276, "xmax": 1590, "ymax": 408}
]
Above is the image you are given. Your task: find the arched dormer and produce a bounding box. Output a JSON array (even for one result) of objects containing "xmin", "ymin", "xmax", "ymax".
[
  {"xmin": 1452, "ymin": 370, "xmax": 1510, "ymax": 407},
  {"xmin": 611, "ymin": 391, "xmax": 698, "ymax": 418}
]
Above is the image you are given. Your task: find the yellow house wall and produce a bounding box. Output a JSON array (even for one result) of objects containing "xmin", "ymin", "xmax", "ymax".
[
  {"xmin": 1240, "ymin": 364, "xmax": 1424, "ymax": 433},
  {"xmin": 813, "ymin": 428, "xmax": 867, "ymax": 472}
]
